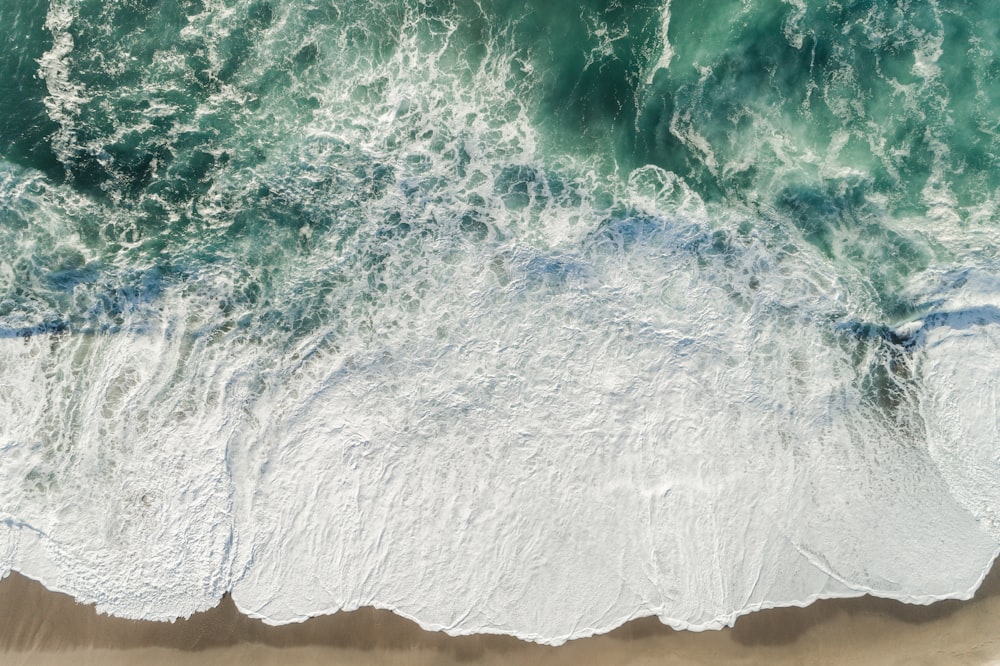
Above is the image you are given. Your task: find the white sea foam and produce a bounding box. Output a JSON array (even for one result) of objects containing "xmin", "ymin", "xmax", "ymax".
[
  {"xmin": 2, "ymin": 151, "xmax": 998, "ymax": 641},
  {"xmin": 37, "ymin": 0, "xmax": 89, "ymax": 170},
  {"xmin": 912, "ymin": 270, "xmax": 1000, "ymax": 541}
]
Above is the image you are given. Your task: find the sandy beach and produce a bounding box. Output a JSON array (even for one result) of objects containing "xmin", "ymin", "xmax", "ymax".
[{"xmin": 1, "ymin": 562, "xmax": 997, "ymax": 665}]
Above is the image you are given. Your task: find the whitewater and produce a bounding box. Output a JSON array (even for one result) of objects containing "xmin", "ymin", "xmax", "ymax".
[{"xmin": 1, "ymin": 0, "xmax": 998, "ymax": 644}]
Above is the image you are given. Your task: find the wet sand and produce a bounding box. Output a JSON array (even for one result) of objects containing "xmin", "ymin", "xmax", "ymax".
[{"xmin": 1, "ymin": 564, "xmax": 998, "ymax": 665}]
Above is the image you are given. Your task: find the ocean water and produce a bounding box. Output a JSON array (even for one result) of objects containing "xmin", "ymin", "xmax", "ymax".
[{"xmin": 1, "ymin": 0, "xmax": 998, "ymax": 643}]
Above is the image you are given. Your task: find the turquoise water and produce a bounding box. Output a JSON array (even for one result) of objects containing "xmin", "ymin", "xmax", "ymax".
[
  {"xmin": 3, "ymin": 0, "xmax": 997, "ymax": 337},
  {"xmin": 0, "ymin": 2, "xmax": 988, "ymax": 308},
  {"xmin": 1, "ymin": 0, "xmax": 998, "ymax": 641}
]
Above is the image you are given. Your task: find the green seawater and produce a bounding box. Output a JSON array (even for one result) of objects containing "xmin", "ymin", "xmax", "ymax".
[{"xmin": 2, "ymin": 0, "xmax": 997, "ymax": 335}]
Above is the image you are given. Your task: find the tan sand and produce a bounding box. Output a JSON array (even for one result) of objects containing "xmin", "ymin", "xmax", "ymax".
[{"xmin": 1, "ymin": 564, "xmax": 998, "ymax": 665}]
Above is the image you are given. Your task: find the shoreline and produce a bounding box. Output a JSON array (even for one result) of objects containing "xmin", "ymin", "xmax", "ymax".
[{"xmin": 2, "ymin": 562, "xmax": 999, "ymax": 664}]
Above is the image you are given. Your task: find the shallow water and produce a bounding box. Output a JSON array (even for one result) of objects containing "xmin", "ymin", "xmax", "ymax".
[{"xmin": 0, "ymin": 0, "xmax": 998, "ymax": 643}]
